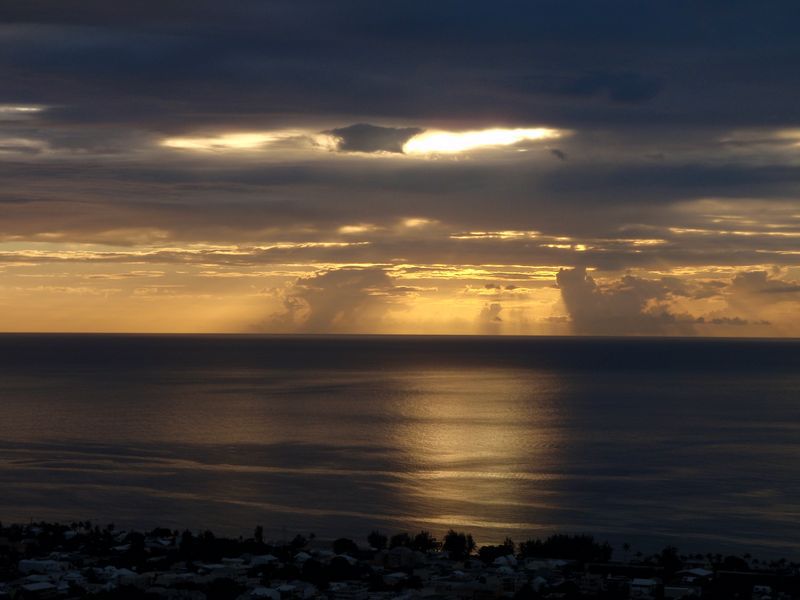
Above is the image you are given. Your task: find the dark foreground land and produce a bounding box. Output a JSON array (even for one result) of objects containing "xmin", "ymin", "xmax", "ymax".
[{"xmin": 1, "ymin": 522, "xmax": 798, "ymax": 600}]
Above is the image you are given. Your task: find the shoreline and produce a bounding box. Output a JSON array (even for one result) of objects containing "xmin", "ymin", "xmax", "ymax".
[{"xmin": 2, "ymin": 521, "xmax": 798, "ymax": 599}]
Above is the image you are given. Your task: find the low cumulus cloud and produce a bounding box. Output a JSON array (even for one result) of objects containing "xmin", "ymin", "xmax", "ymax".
[
  {"xmin": 264, "ymin": 267, "xmax": 403, "ymax": 332},
  {"xmin": 478, "ymin": 302, "xmax": 503, "ymax": 322},
  {"xmin": 730, "ymin": 270, "xmax": 800, "ymax": 300},
  {"xmin": 556, "ymin": 267, "xmax": 693, "ymax": 335},
  {"xmin": 721, "ymin": 270, "xmax": 800, "ymax": 328},
  {"xmin": 476, "ymin": 302, "xmax": 503, "ymax": 334},
  {"xmin": 555, "ymin": 267, "xmax": 798, "ymax": 335},
  {"xmin": 695, "ymin": 316, "xmax": 767, "ymax": 326},
  {"xmin": 325, "ymin": 123, "xmax": 423, "ymax": 154}
]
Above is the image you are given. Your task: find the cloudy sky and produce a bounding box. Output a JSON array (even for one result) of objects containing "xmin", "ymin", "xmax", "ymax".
[{"xmin": 1, "ymin": 1, "xmax": 799, "ymax": 335}]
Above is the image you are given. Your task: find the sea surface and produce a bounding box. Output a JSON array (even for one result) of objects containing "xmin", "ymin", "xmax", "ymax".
[{"xmin": 0, "ymin": 334, "xmax": 798, "ymax": 558}]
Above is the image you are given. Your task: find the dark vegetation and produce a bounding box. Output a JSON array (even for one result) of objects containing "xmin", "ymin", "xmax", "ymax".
[{"xmin": 1, "ymin": 521, "xmax": 799, "ymax": 599}]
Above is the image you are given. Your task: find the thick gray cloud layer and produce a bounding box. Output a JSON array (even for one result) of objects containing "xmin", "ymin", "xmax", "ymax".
[
  {"xmin": 4, "ymin": 1, "xmax": 800, "ymax": 128},
  {"xmin": 0, "ymin": 1, "xmax": 799, "ymax": 334}
]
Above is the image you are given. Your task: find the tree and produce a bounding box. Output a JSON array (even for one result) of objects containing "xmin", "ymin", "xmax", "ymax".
[
  {"xmin": 329, "ymin": 556, "xmax": 359, "ymax": 581},
  {"xmin": 518, "ymin": 534, "xmax": 612, "ymax": 563},
  {"xmin": 659, "ymin": 545, "xmax": 682, "ymax": 575},
  {"xmin": 442, "ymin": 530, "xmax": 475, "ymax": 561},
  {"xmin": 254, "ymin": 525, "xmax": 264, "ymax": 545},
  {"xmin": 367, "ymin": 530, "xmax": 388, "ymax": 551},
  {"xmin": 390, "ymin": 532, "xmax": 411, "ymax": 548},
  {"xmin": 179, "ymin": 530, "xmax": 194, "ymax": 559},
  {"xmin": 502, "ymin": 537, "xmax": 515, "ymax": 555},
  {"xmin": 333, "ymin": 537, "xmax": 359, "ymax": 556},
  {"xmin": 128, "ymin": 532, "xmax": 145, "ymax": 556},
  {"xmin": 477, "ymin": 538, "xmax": 515, "ymax": 564},
  {"xmin": 301, "ymin": 558, "xmax": 329, "ymax": 589},
  {"xmin": 721, "ymin": 555, "xmax": 749, "ymax": 572},
  {"xmin": 410, "ymin": 530, "xmax": 439, "ymax": 553},
  {"xmin": 290, "ymin": 534, "xmax": 308, "ymax": 550}
]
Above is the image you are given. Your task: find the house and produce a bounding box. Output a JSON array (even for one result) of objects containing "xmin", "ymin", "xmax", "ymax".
[
  {"xmin": 665, "ymin": 585, "xmax": 702, "ymax": 599},
  {"xmin": 20, "ymin": 581, "xmax": 58, "ymax": 599},
  {"xmin": 630, "ymin": 577, "xmax": 661, "ymax": 599},
  {"xmin": 18, "ymin": 559, "xmax": 66, "ymax": 574}
]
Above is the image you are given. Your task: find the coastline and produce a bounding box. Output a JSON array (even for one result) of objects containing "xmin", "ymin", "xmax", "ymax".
[{"xmin": 2, "ymin": 521, "xmax": 799, "ymax": 599}]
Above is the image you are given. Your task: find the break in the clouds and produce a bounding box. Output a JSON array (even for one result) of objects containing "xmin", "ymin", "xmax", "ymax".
[{"xmin": 0, "ymin": 1, "xmax": 798, "ymax": 335}]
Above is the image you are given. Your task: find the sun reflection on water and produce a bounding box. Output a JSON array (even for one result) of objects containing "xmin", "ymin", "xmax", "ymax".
[{"xmin": 382, "ymin": 368, "xmax": 566, "ymax": 535}]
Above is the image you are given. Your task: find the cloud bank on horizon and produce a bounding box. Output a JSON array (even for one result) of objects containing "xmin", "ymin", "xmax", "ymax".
[{"xmin": 0, "ymin": 1, "xmax": 798, "ymax": 335}]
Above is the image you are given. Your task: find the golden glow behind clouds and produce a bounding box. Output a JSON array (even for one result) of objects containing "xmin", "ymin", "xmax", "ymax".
[
  {"xmin": 0, "ymin": 105, "xmax": 44, "ymax": 119},
  {"xmin": 161, "ymin": 130, "xmax": 309, "ymax": 151},
  {"xmin": 403, "ymin": 217, "xmax": 435, "ymax": 228},
  {"xmin": 0, "ymin": 242, "xmax": 797, "ymax": 335},
  {"xmin": 450, "ymin": 230, "xmax": 541, "ymax": 240},
  {"xmin": 158, "ymin": 126, "xmax": 564, "ymax": 156},
  {"xmin": 403, "ymin": 127, "xmax": 562, "ymax": 155},
  {"xmin": 338, "ymin": 224, "xmax": 377, "ymax": 235}
]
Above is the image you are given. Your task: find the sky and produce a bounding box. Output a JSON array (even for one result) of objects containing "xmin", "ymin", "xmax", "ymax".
[{"xmin": 1, "ymin": 1, "xmax": 799, "ymax": 336}]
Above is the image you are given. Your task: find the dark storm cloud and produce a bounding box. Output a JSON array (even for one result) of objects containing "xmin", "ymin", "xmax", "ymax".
[
  {"xmin": 555, "ymin": 71, "xmax": 661, "ymax": 104},
  {"xmin": 3, "ymin": 148, "xmax": 799, "ymax": 261},
  {"xmin": 538, "ymin": 162, "xmax": 800, "ymax": 205},
  {"xmin": 1, "ymin": 150, "xmax": 798, "ymax": 270},
  {"xmin": 6, "ymin": 145, "xmax": 800, "ymax": 210},
  {"xmin": 325, "ymin": 124, "xmax": 423, "ymax": 154},
  {"xmin": 3, "ymin": 1, "xmax": 800, "ymax": 129},
  {"xmin": 1, "ymin": 1, "xmax": 800, "ymax": 283}
]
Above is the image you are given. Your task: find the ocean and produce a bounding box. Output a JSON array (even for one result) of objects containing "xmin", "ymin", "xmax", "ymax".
[{"xmin": 0, "ymin": 334, "xmax": 798, "ymax": 558}]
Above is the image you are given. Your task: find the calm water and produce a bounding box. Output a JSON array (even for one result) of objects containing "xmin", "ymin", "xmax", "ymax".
[{"xmin": 0, "ymin": 334, "xmax": 798, "ymax": 558}]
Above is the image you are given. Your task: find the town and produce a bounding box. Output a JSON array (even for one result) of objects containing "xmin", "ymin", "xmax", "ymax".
[{"xmin": 0, "ymin": 522, "xmax": 797, "ymax": 600}]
